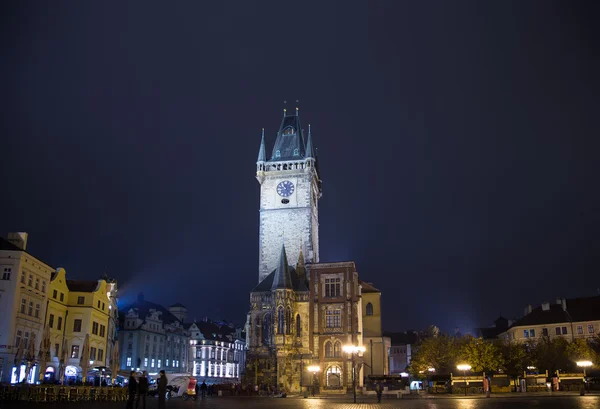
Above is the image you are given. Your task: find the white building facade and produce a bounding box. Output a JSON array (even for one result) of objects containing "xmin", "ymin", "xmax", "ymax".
[{"xmin": 0, "ymin": 233, "xmax": 54, "ymax": 384}]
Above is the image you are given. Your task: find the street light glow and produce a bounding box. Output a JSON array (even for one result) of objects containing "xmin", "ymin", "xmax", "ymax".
[
  {"xmin": 427, "ymin": 367, "xmax": 435, "ymax": 372},
  {"xmin": 342, "ymin": 345, "xmax": 366, "ymax": 354},
  {"xmin": 457, "ymin": 364, "xmax": 471, "ymax": 371},
  {"xmin": 307, "ymin": 365, "xmax": 320, "ymax": 373},
  {"xmin": 577, "ymin": 361, "xmax": 593, "ymax": 368}
]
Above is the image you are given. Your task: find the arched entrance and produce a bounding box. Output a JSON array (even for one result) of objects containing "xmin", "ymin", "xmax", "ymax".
[{"xmin": 326, "ymin": 365, "xmax": 342, "ymax": 388}]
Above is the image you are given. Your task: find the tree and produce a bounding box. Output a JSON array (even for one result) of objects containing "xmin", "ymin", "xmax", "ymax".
[
  {"xmin": 566, "ymin": 338, "xmax": 597, "ymax": 363},
  {"xmin": 457, "ymin": 336, "xmax": 504, "ymax": 373},
  {"xmin": 498, "ymin": 340, "xmax": 529, "ymax": 390},
  {"xmin": 409, "ymin": 334, "xmax": 458, "ymax": 375},
  {"xmin": 532, "ymin": 337, "xmax": 571, "ymax": 373}
]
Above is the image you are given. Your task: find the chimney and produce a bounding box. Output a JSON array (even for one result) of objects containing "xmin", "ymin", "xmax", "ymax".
[
  {"xmin": 7, "ymin": 232, "xmax": 28, "ymax": 250},
  {"xmin": 541, "ymin": 301, "xmax": 550, "ymax": 311},
  {"xmin": 524, "ymin": 305, "xmax": 532, "ymax": 315},
  {"xmin": 561, "ymin": 298, "xmax": 567, "ymax": 311},
  {"xmin": 556, "ymin": 298, "xmax": 562, "ymax": 305}
]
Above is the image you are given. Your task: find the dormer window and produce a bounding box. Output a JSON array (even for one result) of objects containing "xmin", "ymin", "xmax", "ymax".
[
  {"xmin": 293, "ymin": 148, "xmax": 299, "ymax": 156},
  {"xmin": 275, "ymin": 150, "xmax": 281, "ymax": 158}
]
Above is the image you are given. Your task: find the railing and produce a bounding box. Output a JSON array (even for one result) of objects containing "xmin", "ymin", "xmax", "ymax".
[{"xmin": 0, "ymin": 385, "xmax": 129, "ymax": 402}]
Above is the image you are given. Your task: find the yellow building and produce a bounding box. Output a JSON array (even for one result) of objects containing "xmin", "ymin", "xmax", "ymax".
[
  {"xmin": 45, "ymin": 268, "xmax": 113, "ymax": 382},
  {"xmin": 360, "ymin": 281, "xmax": 390, "ymax": 377}
]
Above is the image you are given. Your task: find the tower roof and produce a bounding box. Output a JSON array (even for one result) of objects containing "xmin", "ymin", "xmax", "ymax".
[
  {"xmin": 305, "ymin": 124, "xmax": 314, "ymax": 159},
  {"xmin": 270, "ymin": 112, "xmax": 306, "ymax": 161},
  {"xmin": 271, "ymin": 244, "xmax": 293, "ymax": 290},
  {"xmin": 257, "ymin": 128, "xmax": 267, "ymax": 162}
]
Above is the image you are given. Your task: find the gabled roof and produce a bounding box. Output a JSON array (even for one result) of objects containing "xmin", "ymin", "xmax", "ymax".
[
  {"xmin": 67, "ymin": 280, "xmax": 99, "ymax": 293},
  {"xmin": 269, "ymin": 113, "xmax": 306, "ymax": 161},
  {"xmin": 118, "ymin": 298, "xmax": 183, "ymax": 327},
  {"xmin": 509, "ymin": 296, "xmax": 600, "ymax": 328},
  {"xmin": 360, "ymin": 280, "xmax": 380, "ymax": 293},
  {"xmin": 0, "ymin": 237, "xmax": 24, "ymax": 251},
  {"xmin": 252, "ymin": 265, "xmax": 308, "ymax": 293}
]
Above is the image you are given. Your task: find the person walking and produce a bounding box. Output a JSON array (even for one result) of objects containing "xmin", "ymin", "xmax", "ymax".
[
  {"xmin": 200, "ymin": 381, "xmax": 207, "ymax": 398},
  {"xmin": 376, "ymin": 382, "xmax": 383, "ymax": 403},
  {"xmin": 157, "ymin": 371, "xmax": 167, "ymax": 409},
  {"xmin": 126, "ymin": 371, "xmax": 137, "ymax": 409},
  {"xmin": 136, "ymin": 371, "xmax": 148, "ymax": 409}
]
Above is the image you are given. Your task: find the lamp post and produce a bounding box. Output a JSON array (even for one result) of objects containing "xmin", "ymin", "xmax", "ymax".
[
  {"xmin": 456, "ymin": 364, "xmax": 471, "ymax": 396},
  {"xmin": 343, "ymin": 345, "xmax": 366, "ymax": 403},
  {"xmin": 576, "ymin": 361, "xmax": 592, "ymax": 394},
  {"xmin": 307, "ymin": 365, "xmax": 320, "ymax": 396}
]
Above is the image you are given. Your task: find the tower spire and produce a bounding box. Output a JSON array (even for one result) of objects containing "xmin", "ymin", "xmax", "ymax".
[
  {"xmin": 305, "ymin": 124, "xmax": 314, "ymax": 158},
  {"xmin": 257, "ymin": 128, "xmax": 266, "ymax": 163},
  {"xmin": 271, "ymin": 244, "xmax": 293, "ymax": 290}
]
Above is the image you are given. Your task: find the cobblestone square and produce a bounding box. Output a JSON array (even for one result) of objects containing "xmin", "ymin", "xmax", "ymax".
[{"xmin": 2, "ymin": 395, "xmax": 600, "ymax": 409}]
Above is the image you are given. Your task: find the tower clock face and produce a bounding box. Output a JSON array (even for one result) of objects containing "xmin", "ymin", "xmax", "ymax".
[{"xmin": 276, "ymin": 180, "xmax": 295, "ymax": 197}]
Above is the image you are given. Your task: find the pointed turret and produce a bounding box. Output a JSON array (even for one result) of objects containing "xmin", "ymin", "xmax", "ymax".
[
  {"xmin": 257, "ymin": 128, "xmax": 266, "ymax": 163},
  {"xmin": 271, "ymin": 244, "xmax": 293, "ymax": 290},
  {"xmin": 295, "ymin": 249, "xmax": 306, "ymax": 280},
  {"xmin": 305, "ymin": 124, "xmax": 314, "ymax": 159}
]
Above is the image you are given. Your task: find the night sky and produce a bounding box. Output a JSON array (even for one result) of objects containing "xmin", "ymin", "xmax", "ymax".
[{"xmin": 2, "ymin": 1, "xmax": 599, "ymax": 333}]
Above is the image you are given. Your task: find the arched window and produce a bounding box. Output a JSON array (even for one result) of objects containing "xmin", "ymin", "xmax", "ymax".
[
  {"xmin": 324, "ymin": 341, "xmax": 333, "ymax": 358},
  {"xmin": 262, "ymin": 314, "xmax": 271, "ymax": 346},
  {"xmin": 296, "ymin": 315, "xmax": 301, "ymax": 337},
  {"xmin": 277, "ymin": 307, "xmax": 284, "ymax": 334},
  {"xmin": 326, "ymin": 366, "xmax": 342, "ymax": 387},
  {"xmin": 286, "ymin": 307, "xmax": 292, "ymax": 334},
  {"xmin": 366, "ymin": 302, "xmax": 374, "ymax": 316},
  {"xmin": 333, "ymin": 341, "xmax": 341, "ymax": 357}
]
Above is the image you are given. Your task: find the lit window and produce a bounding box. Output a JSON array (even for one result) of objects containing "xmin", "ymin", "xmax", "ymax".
[
  {"xmin": 144, "ymin": 358, "xmax": 148, "ymax": 367},
  {"xmin": 71, "ymin": 345, "xmax": 80, "ymax": 358},
  {"xmin": 158, "ymin": 360, "xmax": 161, "ymax": 368},
  {"xmin": 325, "ymin": 309, "xmax": 341, "ymax": 328},
  {"xmin": 127, "ymin": 357, "xmax": 132, "ymax": 366},
  {"xmin": 324, "ymin": 278, "xmax": 341, "ymax": 297},
  {"xmin": 151, "ymin": 359, "xmax": 155, "ymax": 368}
]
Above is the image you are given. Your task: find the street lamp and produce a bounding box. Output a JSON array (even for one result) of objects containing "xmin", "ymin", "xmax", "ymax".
[
  {"xmin": 343, "ymin": 345, "xmax": 366, "ymax": 403},
  {"xmin": 456, "ymin": 364, "xmax": 471, "ymax": 396},
  {"xmin": 576, "ymin": 361, "xmax": 592, "ymax": 394},
  {"xmin": 307, "ymin": 365, "xmax": 320, "ymax": 396}
]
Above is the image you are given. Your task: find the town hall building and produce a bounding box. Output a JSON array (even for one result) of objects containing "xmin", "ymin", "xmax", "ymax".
[{"xmin": 245, "ymin": 108, "xmax": 389, "ymax": 394}]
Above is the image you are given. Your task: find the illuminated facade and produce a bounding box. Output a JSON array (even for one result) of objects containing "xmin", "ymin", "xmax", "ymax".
[
  {"xmin": 188, "ymin": 320, "xmax": 246, "ymax": 383},
  {"xmin": 45, "ymin": 269, "xmax": 115, "ymax": 381},
  {"xmin": 118, "ymin": 295, "xmax": 189, "ymax": 374},
  {"xmin": 246, "ymin": 109, "xmax": 387, "ymax": 393},
  {"xmin": 0, "ymin": 233, "xmax": 54, "ymax": 384}
]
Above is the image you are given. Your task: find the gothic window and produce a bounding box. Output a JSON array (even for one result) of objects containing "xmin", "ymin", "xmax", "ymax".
[
  {"xmin": 296, "ymin": 315, "xmax": 301, "ymax": 337},
  {"xmin": 324, "ymin": 341, "xmax": 333, "ymax": 358},
  {"xmin": 333, "ymin": 341, "xmax": 341, "ymax": 357},
  {"xmin": 285, "ymin": 307, "xmax": 292, "ymax": 334},
  {"xmin": 277, "ymin": 307, "xmax": 284, "ymax": 334},
  {"xmin": 262, "ymin": 313, "xmax": 271, "ymax": 345},
  {"xmin": 366, "ymin": 302, "xmax": 374, "ymax": 316}
]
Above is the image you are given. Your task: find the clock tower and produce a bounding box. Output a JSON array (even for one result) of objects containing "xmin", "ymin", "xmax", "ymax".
[{"xmin": 255, "ymin": 108, "xmax": 322, "ymax": 283}]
